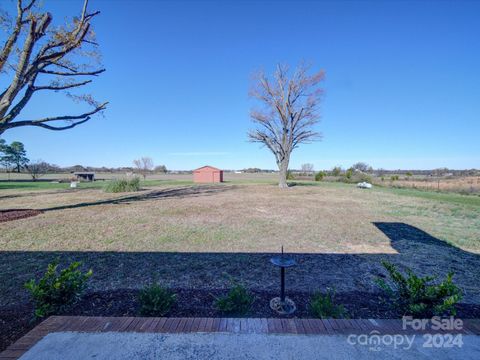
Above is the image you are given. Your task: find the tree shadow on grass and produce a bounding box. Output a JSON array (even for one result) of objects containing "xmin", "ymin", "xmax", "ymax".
[
  {"xmin": 1, "ymin": 222, "xmax": 479, "ymax": 306},
  {"xmin": 0, "ymin": 185, "xmax": 235, "ymax": 221},
  {"xmin": 38, "ymin": 185, "xmax": 236, "ymax": 212}
]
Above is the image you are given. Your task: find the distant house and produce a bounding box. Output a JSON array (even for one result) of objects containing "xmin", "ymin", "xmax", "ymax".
[
  {"xmin": 193, "ymin": 166, "xmax": 223, "ymax": 183},
  {"xmin": 74, "ymin": 172, "xmax": 95, "ymax": 182}
]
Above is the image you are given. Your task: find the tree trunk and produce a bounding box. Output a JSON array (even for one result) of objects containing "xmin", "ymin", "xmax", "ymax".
[{"xmin": 278, "ymin": 158, "xmax": 289, "ymax": 189}]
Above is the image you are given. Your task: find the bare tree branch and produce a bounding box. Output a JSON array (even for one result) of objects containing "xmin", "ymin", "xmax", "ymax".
[
  {"xmin": 22, "ymin": 117, "xmax": 90, "ymax": 131},
  {"xmin": 0, "ymin": 0, "xmax": 38, "ymax": 72},
  {"xmin": 34, "ymin": 79, "xmax": 92, "ymax": 91},
  {"xmin": 4, "ymin": 101, "xmax": 107, "ymax": 131},
  {"xmin": 39, "ymin": 68, "xmax": 105, "ymax": 76}
]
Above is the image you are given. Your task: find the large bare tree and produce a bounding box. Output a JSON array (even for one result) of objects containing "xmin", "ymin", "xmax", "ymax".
[
  {"xmin": 248, "ymin": 64, "xmax": 324, "ymax": 188},
  {"xmin": 0, "ymin": 0, "xmax": 107, "ymax": 135}
]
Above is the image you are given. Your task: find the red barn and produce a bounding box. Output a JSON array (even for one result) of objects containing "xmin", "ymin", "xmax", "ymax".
[{"xmin": 193, "ymin": 165, "xmax": 224, "ymax": 183}]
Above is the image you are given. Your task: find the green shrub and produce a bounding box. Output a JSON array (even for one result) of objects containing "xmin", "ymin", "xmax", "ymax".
[
  {"xmin": 390, "ymin": 175, "xmax": 399, "ymax": 181},
  {"xmin": 345, "ymin": 168, "xmax": 353, "ymax": 180},
  {"xmin": 331, "ymin": 166, "xmax": 342, "ymax": 177},
  {"xmin": 215, "ymin": 282, "xmax": 255, "ymax": 315},
  {"xmin": 375, "ymin": 261, "xmax": 462, "ymax": 317},
  {"xmin": 286, "ymin": 170, "xmax": 295, "ymax": 180},
  {"xmin": 309, "ymin": 288, "xmax": 347, "ymax": 319},
  {"xmin": 104, "ymin": 177, "xmax": 141, "ymax": 193},
  {"xmin": 138, "ymin": 283, "xmax": 176, "ymax": 316},
  {"xmin": 358, "ymin": 173, "xmax": 372, "ymax": 183},
  {"xmin": 25, "ymin": 261, "xmax": 92, "ymax": 318},
  {"xmin": 315, "ymin": 171, "xmax": 325, "ymax": 181},
  {"xmin": 339, "ymin": 169, "xmax": 372, "ymax": 184}
]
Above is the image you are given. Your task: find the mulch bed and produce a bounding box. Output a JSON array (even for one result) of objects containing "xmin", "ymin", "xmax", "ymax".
[
  {"xmin": 0, "ymin": 209, "xmax": 42, "ymax": 223},
  {"xmin": 2, "ymin": 288, "xmax": 480, "ymax": 352}
]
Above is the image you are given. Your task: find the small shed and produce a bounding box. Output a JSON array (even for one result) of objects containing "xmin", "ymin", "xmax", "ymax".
[
  {"xmin": 74, "ymin": 172, "xmax": 95, "ymax": 182},
  {"xmin": 193, "ymin": 166, "xmax": 223, "ymax": 183}
]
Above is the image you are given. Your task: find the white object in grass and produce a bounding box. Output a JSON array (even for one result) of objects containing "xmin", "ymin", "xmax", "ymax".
[
  {"xmin": 357, "ymin": 182, "xmax": 372, "ymax": 189},
  {"xmin": 70, "ymin": 181, "xmax": 77, "ymax": 188}
]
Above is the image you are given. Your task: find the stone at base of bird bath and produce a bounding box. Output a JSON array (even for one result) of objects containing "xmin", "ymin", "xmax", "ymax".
[{"xmin": 270, "ymin": 297, "xmax": 296, "ymax": 315}]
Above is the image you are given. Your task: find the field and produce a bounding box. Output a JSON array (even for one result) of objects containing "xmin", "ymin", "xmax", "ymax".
[
  {"xmin": 374, "ymin": 175, "xmax": 480, "ymax": 194},
  {"xmin": 1, "ymin": 175, "xmax": 480, "ymax": 348}
]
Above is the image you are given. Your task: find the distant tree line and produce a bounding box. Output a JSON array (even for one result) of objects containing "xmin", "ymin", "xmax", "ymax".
[
  {"xmin": 288, "ymin": 163, "xmax": 478, "ymax": 178},
  {"xmin": 0, "ymin": 143, "xmax": 170, "ymax": 180}
]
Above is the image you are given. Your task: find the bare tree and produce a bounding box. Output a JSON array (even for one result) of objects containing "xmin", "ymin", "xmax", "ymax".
[
  {"xmin": 0, "ymin": 0, "xmax": 107, "ymax": 135},
  {"xmin": 248, "ymin": 63, "xmax": 324, "ymax": 188},
  {"xmin": 26, "ymin": 159, "xmax": 48, "ymax": 180},
  {"xmin": 133, "ymin": 157, "xmax": 154, "ymax": 180},
  {"xmin": 301, "ymin": 163, "xmax": 314, "ymax": 176}
]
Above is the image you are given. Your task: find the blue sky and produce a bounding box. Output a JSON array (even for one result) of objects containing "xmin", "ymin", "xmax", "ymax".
[{"xmin": 2, "ymin": 0, "xmax": 479, "ymax": 170}]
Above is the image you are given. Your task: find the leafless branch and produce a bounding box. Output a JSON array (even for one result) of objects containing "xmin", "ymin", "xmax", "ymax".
[
  {"xmin": 39, "ymin": 68, "xmax": 105, "ymax": 76},
  {"xmin": 4, "ymin": 101, "xmax": 107, "ymax": 131},
  {"xmin": 34, "ymin": 79, "xmax": 92, "ymax": 91}
]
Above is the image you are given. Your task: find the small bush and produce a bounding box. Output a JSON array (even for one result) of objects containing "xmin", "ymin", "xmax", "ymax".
[
  {"xmin": 331, "ymin": 166, "xmax": 342, "ymax": 177},
  {"xmin": 25, "ymin": 261, "xmax": 92, "ymax": 318},
  {"xmin": 138, "ymin": 283, "xmax": 176, "ymax": 316},
  {"xmin": 315, "ymin": 171, "xmax": 325, "ymax": 181},
  {"xmin": 358, "ymin": 173, "xmax": 372, "ymax": 183},
  {"xmin": 309, "ymin": 288, "xmax": 347, "ymax": 319},
  {"xmin": 375, "ymin": 261, "xmax": 462, "ymax": 317},
  {"xmin": 286, "ymin": 170, "xmax": 295, "ymax": 180},
  {"xmin": 345, "ymin": 168, "xmax": 353, "ymax": 180},
  {"xmin": 390, "ymin": 175, "xmax": 399, "ymax": 181},
  {"xmin": 339, "ymin": 169, "xmax": 372, "ymax": 184},
  {"xmin": 215, "ymin": 282, "xmax": 255, "ymax": 315},
  {"xmin": 104, "ymin": 177, "xmax": 141, "ymax": 193}
]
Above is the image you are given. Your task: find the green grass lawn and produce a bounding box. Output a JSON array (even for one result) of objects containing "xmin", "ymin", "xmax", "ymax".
[
  {"xmin": 0, "ymin": 179, "xmax": 194, "ymax": 191},
  {"xmin": 374, "ymin": 185, "xmax": 480, "ymax": 207},
  {"xmin": 0, "ymin": 181, "xmax": 102, "ymax": 190},
  {"xmin": 288, "ymin": 179, "xmax": 480, "ymax": 207}
]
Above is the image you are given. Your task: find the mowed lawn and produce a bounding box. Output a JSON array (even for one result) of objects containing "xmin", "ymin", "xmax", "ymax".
[
  {"xmin": 1, "ymin": 181, "xmax": 479, "ymax": 252},
  {"xmin": 1, "ymin": 181, "xmax": 479, "ymax": 307}
]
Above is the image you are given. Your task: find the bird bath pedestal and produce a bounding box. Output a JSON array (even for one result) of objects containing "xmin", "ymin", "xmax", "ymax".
[{"xmin": 270, "ymin": 247, "xmax": 297, "ymax": 315}]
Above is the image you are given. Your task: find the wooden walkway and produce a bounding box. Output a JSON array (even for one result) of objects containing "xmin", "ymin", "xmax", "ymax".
[{"xmin": 2, "ymin": 316, "xmax": 480, "ymax": 359}]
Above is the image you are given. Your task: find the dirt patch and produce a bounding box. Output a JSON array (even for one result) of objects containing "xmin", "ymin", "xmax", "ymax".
[
  {"xmin": 0, "ymin": 209, "xmax": 42, "ymax": 223},
  {"xmin": 2, "ymin": 288, "xmax": 480, "ymax": 352}
]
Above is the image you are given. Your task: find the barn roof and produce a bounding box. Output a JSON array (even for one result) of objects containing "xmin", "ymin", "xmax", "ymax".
[{"xmin": 194, "ymin": 165, "xmax": 222, "ymax": 171}]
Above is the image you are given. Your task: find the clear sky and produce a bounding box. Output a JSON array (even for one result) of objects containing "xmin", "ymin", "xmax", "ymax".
[{"xmin": 1, "ymin": 0, "xmax": 479, "ymax": 170}]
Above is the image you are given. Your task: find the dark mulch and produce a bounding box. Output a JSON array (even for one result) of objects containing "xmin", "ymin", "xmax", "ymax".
[
  {"xmin": 2, "ymin": 288, "xmax": 480, "ymax": 352},
  {"xmin": 0, "ymin": 209, "xmax": 42, "ymax": 223}
]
